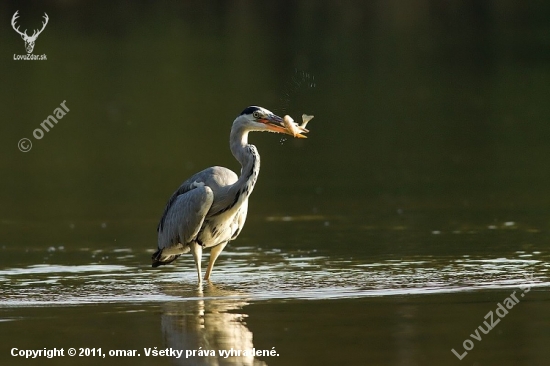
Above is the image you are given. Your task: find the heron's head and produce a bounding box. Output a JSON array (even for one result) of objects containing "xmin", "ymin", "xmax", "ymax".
[{"xmin": 235, "ymin": 106, "xmax": 307, "ymax": 138}]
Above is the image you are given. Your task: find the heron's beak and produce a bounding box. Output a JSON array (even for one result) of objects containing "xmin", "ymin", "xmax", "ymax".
[{"xmin": 262, "ymin": 114, "xmax": 307, "ymax": 138}]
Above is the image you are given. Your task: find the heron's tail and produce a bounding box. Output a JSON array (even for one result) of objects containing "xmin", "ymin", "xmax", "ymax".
[{"xmin": 151, "ymin": 248, "xmax": 180, "ymax": 267}]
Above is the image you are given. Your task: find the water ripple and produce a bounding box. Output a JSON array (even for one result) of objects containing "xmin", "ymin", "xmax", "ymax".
[{"xmin": 1, "ymin": 247, "xmax": 548, "ymax": 307}]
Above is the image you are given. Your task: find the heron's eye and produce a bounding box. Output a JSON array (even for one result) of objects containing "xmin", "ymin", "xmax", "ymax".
[{"xmin": 252, "ymin": 111, "xmax": 261, "ymax": 119}]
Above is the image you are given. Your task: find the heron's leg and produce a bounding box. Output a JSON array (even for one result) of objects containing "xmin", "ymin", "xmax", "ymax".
[
  {"xmin": 189, "ymin": 242, "xmax": 203, "ymax": 285},
  {"xmin": 204, "ymin": 242, "xmax": 227, "ymax": 281}
]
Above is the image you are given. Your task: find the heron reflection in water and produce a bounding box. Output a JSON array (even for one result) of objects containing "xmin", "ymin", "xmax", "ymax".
[
  {"xmin": 152, "ymin": 106, "xmax": 307, "ymax": 284},
  {"xmin": 161, "ymin": 284, "xmax": 267, "ymax": 366}
]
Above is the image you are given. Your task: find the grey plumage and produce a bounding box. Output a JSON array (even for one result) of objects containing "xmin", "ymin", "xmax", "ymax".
[{"xmin": 152, "ymin": 106, "xmax": 295, "ymax": 284}]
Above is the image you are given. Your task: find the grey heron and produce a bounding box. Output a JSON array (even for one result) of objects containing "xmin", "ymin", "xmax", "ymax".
[{"xmin": 152, "ymin": 106, "xmax": 306, "ymax": 284}]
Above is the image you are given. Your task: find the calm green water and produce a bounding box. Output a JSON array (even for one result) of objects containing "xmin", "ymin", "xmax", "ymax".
[{"xmin": 2, "ymin": 2, "xmax": 550, "ymax": 365}]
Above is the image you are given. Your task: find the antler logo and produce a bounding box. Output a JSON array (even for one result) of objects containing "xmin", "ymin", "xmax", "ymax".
[{"xmin": 11, "ymin": 11, "xmax": 49, "ymax": 54}]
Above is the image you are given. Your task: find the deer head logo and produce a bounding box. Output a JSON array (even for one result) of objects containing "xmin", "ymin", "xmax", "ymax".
[{"xmin": 11, "ymin": 11, "xmax": 49, "ymax": 54}]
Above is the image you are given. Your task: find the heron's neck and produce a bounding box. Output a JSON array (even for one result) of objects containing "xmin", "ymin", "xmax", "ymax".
[{"xmin": 230, "ymin": 126, "xmax": 260, "ymax": 196}]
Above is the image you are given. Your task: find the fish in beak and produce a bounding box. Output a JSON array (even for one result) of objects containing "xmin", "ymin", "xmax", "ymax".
[
  {"xmin": 283, "ymin": 115, "xmax": 307, "ymax": 138},
  {"xmin": 261, "ymin": 114, "xmax": 309, "ymax": 138}
]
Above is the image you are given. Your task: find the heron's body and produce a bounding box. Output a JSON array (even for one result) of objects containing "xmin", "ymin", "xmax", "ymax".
[
  {"xmin": 154, "ymin": 165, "xmax": 252, "ymax": 260},
  {"xmin": 152, "ymin": 106, "xmax": 303, "ymax": 284}
]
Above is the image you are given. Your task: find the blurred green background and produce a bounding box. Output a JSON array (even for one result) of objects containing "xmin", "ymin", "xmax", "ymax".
[{"xmin": 3, "ymin": 1, "xmax": 550, "ymax": 232}]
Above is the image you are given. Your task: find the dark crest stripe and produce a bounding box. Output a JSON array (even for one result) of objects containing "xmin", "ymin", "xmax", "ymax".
[{"xmin": 239, "ymin": 106, "xmax": 261, "ymax": 116}]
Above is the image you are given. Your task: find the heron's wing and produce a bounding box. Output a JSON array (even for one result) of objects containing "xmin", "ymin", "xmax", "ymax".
[
  {"xmin": 153, "ymin": 166, "xmax": 236, "ymax": 267},
  {"xmin": 157, "ymin": 185, "xmax": 214, "ymax": 250},
  {"xmin": 156, "ymin": 167, "xmax": 237, "ymax": 232}
]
